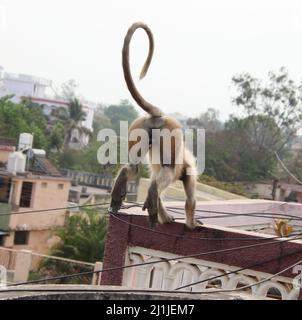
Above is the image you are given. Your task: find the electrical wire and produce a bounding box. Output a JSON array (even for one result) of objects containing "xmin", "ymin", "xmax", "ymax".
[
  {"xmin": 0, "ymin": 198, "xmax": 300, "ymax": 225},
  {"xmin": 184, "ymin": 257, "xmax": 302, "ymax": 295},
  {"xmin": 1, "ymin": 256, "xmax": 301, "ymax": 298},
  {"xmin": 165, "ymin": 204, "xmax": 302, "ymax": 222},
  {"xmin": 275, "ymin": 151, "xmax": 302, "ymax": 185},
  {"xmin": 111, "ymin": 210, "xmax": 302, "ymax": 241},
  {"xmin": 0, "ymin": 196, "xmax": 301, "ymax": 289},
  {"xmin": 124, "ymin": 200, "xmax": 289, "ymax": 217},
  {"xmin": 1, "ymin": 205, "xmax": 301, "ymax": 297},
  {"xmin": 0, "ymin": 201, "xmax": 112, "ymax": 217},
  {"xmin": 0, "ymin": 200, "xmax": 301, "ymax": 243},
  {"xmin": 123, "ymin": 200, "xmax": 302, "ymax": 222},
  {"xmin": 3, "ymin": 233, "xmax": 302, "ymax": 288},
  {"xmin": 175, "ymin": 247, "xmax": 302, "ymax": 290}
]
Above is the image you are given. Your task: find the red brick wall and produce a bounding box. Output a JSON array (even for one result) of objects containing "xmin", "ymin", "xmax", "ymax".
[{"xmin": 101, "ymin": 213, "xmax": 302, "ymax": 292}]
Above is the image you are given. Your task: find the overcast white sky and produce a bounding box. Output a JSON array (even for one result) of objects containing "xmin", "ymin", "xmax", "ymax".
[{"xmin": 1, "ymin": 0, "xmax": 302, "ymax": 120}]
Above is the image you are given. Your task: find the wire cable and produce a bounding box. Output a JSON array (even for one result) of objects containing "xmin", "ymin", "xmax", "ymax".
[
  {"xmin": 4, "ymin": 233, "xmax": 302, "ymax": 288},
  {"xmin": 124, "ymin": 201, "xmax": 302, "ymax": 222},
  {"xmin": 0, "ymin": 201, "xmax": 112, "ymax": 217},
  {"xmin": 111, "ymin": 210, "xmax": 302, "ymax": 241},
  {"xmin": 275, "ymin": 151, "xmax": 302, "ymax": 185},
  {"xmin": 165, "ymin": 204, "xmax": 302, "ymax": 222},
  {"xmin": 183, "ymin": 257, "xmax": 302, "ymax": 295},
  {"xmin": 175, "ymin": 247, "xmax": 302, "ymax": 290},
  {"xmin": 1, "ymin": 199, "xmax": 300, "ymax": 224},
  {"xmin": 0, "ymin": 200, "xmax": 300, "ymax": 243},
  {"xmin": 1, "ymin": 256, "xmax": 301, "ymax": 298}
]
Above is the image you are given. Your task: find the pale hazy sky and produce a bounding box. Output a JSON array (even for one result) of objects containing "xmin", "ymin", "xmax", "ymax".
[{"xmin": 1, "ymin": 0, "xmax": 302, "ymax": 119}]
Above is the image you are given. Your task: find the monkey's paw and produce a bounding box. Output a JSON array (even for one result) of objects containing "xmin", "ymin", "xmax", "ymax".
[
  {"xmin": 143, "ymin": 196, "xmax": 158, "ymax": 229},
  {"xmin": 108, "ymin": 199, "xmax": 123, "ymax": 214},
  {"xmin": 186, "ymin": 219, "xmax": 203, "ymax": 230},
  {"xmin": 109, "ymin": 190, "xmax": 126, "ymax": 214},
  {"xmin": 159, "ymin": 213, "xmax": 175, "ymax": 224}
]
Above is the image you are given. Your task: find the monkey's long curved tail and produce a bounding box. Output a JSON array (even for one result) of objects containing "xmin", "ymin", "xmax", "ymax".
[{"xmin": 122, "ymin": 22, "xmax": 163, "ymax": 117}]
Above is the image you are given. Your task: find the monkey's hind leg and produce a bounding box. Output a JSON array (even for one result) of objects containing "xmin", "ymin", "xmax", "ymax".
[
  {"xmin": 158, "ymin": 197, "xmax": 174, "ymax": 224},
  {"xmin": 109, "ymin": 164, "xmax": 138, "ymax": 213},
  {"xmin": 143, "ymin": 167, "xmax": 175, "ymax": 228},
  {"xmin": 156, "ymin": 167, "xmax": 175, "ymax": 224},
  {"xmin": 182, "ymin": 168, "xmax": 202, "ymax": 229},
  {"xmin": 142, "ymin": 180, "xmax": 158, "ymax": 229}
]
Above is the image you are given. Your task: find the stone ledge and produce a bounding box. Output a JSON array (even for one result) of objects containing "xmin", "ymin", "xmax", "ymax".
[{"xmin": 0, "ymin": 285, "xmax": 266, "ymax": 300}]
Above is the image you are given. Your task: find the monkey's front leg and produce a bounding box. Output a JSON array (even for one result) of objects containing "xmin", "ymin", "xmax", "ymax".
[
  {"xmin": 142, "ymin": 180, "xmax": 158, "ymax": 228},
  {"xmin": 109, "ymin": 166, "xmax": 128, "ymax": 213}
]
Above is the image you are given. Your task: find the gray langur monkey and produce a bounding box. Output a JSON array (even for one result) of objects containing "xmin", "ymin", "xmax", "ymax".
[{"xmin": 109, "ymin": 22, "xmax": 201, "ymax": 229}]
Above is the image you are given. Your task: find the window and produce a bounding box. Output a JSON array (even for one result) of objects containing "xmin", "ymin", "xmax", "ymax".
[
  {"xmin": 58, "ymin": 184, "xmax": 64, "ymax": 190},
  {"xmin": 41, "ymin": 182, "xmax": 47, "ymax": 189},
  {"xmin": 20, "ymin": 182, "xmax": 33, "ymax": 208},
  {"xmin": 14, "ymin": 231, "xmax": 29, "ymax": 245},
  {"xmin": 0, "ymin": 177, "xmax": 11, "ymax": 204},
  {"xmin": 0, "ymin": 235, "xmax": 4, "ymax": 246}
]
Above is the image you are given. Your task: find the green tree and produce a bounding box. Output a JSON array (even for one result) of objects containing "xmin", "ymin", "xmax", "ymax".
[
  {"xmin": 0, "ymin": 96, "xmax": 48, "ymax": 149},
  {"xmin": 92, "ymin": 105, "xmax": 112, "ymax": 140},
  {"xmin": 55, "ymin": 97, "xmax": 91, "ymax": 147},
  {"xmin": 32, "ymin": 209, "xmax": 108, "ymax": 284},
  {"xmin": 187, "ymin": 108, "xmax": 223, "ymax": 132},
  {"xmin": 50, "ymin": 209, "xmax": 107, "ymax": 262},
  {"xmin": 49, "ymin": 122, "xmax": 65, "ymax": 151},
  {"xmin": 104, "ymin": 100, "xmax": 138, "ymax": 133},
  {"xmin": 232, "ymin": 67, "xmax": 302, "ymax": 153},
  {"xmin": 198, "ymin": 174, "xmax": 247, "ymax": 196},
  {"xmin": 204, "ymin": 67, "xmax": 302, "ymax": 182},
  {"xmin": 51, "ymin": 148, "xmax": 82, "ymax": 169},
  {"xmin": 59, "ymin": 79, "xmax": 79, "ymax": 100}
]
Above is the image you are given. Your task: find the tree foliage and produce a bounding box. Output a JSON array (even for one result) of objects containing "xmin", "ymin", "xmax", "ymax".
[
  {"xmin": 198, "ymin": 174, "xmax": 247, "ymax": 196},
  {"xmin": 50, "ymin": 209, "xmax": 107, "ymax": 262},
  {"xmin": 187, "ymin": 108, "xmax": 223, "ymax": 132},
  {"xmin": 31, "ymin": 209, "xmax": 108, "ymax": 284},
  {"xmin": 60, "ymin": 79, "xmax": 79, "ymax": 100},
  {"xmin": 232, "ymin": 67, "xmax": 302, "ymax": 151},
  {"xmin": 201, "ymin": 68, "xmax": 302, "ymax": 181},
  {"xmin": 102, "ymin": 99, "xmax": 138, "ymax": 134},
  {"xmin": 54, "ymin": 97, "xmax": 91, "ymax": 147},
  {"xmin": 0, "ymin": 96, "xmax": 48, "ymax": 149}
]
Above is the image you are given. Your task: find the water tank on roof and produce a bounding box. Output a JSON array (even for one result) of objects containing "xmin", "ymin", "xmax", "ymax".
[
  {"xmin": 7, "ymin": 152, "xmax": 26, "ymax": 174},
  {"xmin": 27, "ymin": 148, "xmax": 46, "ymax": 159},
  {"xmin": 18, "ymin": 133, "xmax": 33, "ymax": 151}
]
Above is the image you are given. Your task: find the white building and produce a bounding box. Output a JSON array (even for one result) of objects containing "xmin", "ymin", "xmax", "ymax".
[
  {"xmin": 0, "ymin": 66, "xmax": 52, "ymax": 103},
  {"xmin": 0, "ymin": 66, "xmax": 96, "ymax": 145}
]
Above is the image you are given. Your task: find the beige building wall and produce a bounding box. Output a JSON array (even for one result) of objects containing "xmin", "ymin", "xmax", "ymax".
[
  {"xmin": 4, "ymin": 230, "xmax": 59, "ymax": 252},
  {"xmin": 0, "ymin": 147, "xmax": 15, "ymax": 165},
  {"xmin": 4, "ymin": 175, "xmax": 70, "ymax": 253}
]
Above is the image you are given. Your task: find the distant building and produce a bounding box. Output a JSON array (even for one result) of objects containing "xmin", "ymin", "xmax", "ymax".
[
  {"xmin": 0, "ymin": 134, "xmax": 71, "ymax": 252},
  {"xmin": 29, "ymin": 96, "xmax": 95, "ymax": 146},
  {"xmin": 0, "ymin": 66, "xmax": 96, "ymax": 146}
]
